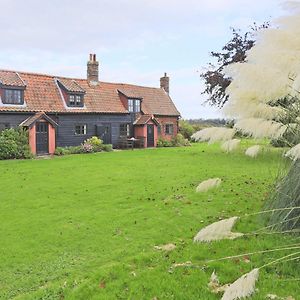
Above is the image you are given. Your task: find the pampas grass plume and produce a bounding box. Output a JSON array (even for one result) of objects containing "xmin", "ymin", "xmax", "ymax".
[
  {"xmin": 193, "ymin": 217, "xmax": 244, "ymax": 242},
  {"xmin": 285, "ymin": 143, "xmax": 300, "ymax": 161},
  {"xmin": 196, "ymin": 178, "xmax": 222, "ymax": 193},
  {"xmin": 221, "ymin": 139, "xmax": 241, "ymax": 153},
  {"xmin": 221, "ymin": 268, "xmax": 259, "ymax": 300},
  {"xmin": 192, "ymin": 127, "xmax": 236, "ymax": 143},
  {"xmin": 245, "ymin": 145, "xmax": 261, "ymax": 158}
]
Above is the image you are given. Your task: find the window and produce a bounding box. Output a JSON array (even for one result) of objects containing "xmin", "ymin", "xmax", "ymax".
[
  {"xmin": 2, "ymin": 89, "xmax": 24, "ymax": 105},
  {"xmin": 69, "ymin": 94, "xmax": 83, "ymax": 107},
  {"xmin": 36, "ymin": 123, "xmax": 48, "ymax": 133},
  {"xmin": 165, "ymin": 123, "xmax": 174, "ymax": 135},
  {"xmin": 128, "ymin": 99, "xmax": 141, "ymax": 113},
  {"xmin": 120, "ymin": 123, "xmax": 130, "ymax": 137},
  {"xmin": 75, "ymin": 124, "xmax": 87, "ymax": 135}
]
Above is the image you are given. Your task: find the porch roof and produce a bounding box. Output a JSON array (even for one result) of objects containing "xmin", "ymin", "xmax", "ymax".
[
  {"xmin": 20, "ymin": 112, "xmax": 58, "ymax": 128},
  {"xmin": 133, "ymin": 114, "xmax": 160, "ymax": 126}
]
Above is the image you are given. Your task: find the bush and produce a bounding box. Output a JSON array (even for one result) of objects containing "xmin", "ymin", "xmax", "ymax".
[
  {"xmin": 157, "ymin": 134, "xmax": 191, "ymax": 148},
  {"xmin": 54, "ymin": 137, "xmax": 112, "ymax": 156},
  {"xmin": 171, "ymin": 133, "xmax": 191, "ymax": 147},
  {"xmin": 0, "ymin": 128, "xmax": 33, "ymax": 160},
  {"xmin": 157, "ymin": 138, "xmax": 172, "ymax": 147},
  {"xmin": 179, "ymin": 120, "xmax": 195, "ymax": 140}
]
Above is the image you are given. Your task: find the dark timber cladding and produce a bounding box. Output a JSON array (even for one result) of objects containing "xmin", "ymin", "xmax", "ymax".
[{"xmin": 56, "ymin": 113, "xmax": 131, "ymax": 147}]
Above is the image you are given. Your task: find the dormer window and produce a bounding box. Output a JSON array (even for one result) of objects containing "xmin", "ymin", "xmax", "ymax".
[
  {"xmin": 128, "ymin": 99, "xmax": 141, "ymax": 113},
  {"xmin": 2, "ymin": 88, "xmax": 24, "ymax": 105},
  {"xmin": 69, "ymin": 94, "xmax": 83, "ymax": 107},
  {"xmin": 56, "ymin": 78, "xmax": 85, "ymax": 108}
]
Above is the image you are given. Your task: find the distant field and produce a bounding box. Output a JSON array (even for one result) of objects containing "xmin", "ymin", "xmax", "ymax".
[{"xmin": 0, "ymin": 142, "xmax": 298, "ymax": 299}]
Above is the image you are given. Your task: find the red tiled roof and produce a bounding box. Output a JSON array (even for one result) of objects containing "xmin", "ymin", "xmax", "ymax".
[
  {"xmin": 57, "ymin": 78, "xmax": 85, "ymax": 93},
  {"xmin": 0, "ymin": 71, "xmax": 26, "ymax": 87},
  {"xmin": 0, "ymin": 69, "xmax": 180, "ymax": 116},
  {"xmin": 133, "ymin": 114, "xmax": 160, "ymax": 125}
]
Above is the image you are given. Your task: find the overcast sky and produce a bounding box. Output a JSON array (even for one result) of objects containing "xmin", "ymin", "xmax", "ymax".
[{"xmin": 0, "ymin": 0, "xmax": 286, "ymax": 119}]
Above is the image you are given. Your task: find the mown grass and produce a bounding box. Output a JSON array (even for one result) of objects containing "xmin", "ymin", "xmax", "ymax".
[{"xmin": 0, "ymin": 142, "xmax": 299, "ymax": 300}]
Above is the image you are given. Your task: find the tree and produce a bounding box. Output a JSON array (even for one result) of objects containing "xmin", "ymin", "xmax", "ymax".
[{"xmin": 200, "ymin": 23, "xmax": 269, "ymax": 108}]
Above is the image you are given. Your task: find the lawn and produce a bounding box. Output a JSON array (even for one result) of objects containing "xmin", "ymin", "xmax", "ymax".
[{"xmin": 0, "ymin": 142, "xmax": 299, "ymax": 300}]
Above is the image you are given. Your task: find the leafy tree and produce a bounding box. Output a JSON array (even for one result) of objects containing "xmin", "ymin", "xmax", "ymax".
[{"xmin": 200, "ymin": 23, "xmax": 269, "ymax": 108}]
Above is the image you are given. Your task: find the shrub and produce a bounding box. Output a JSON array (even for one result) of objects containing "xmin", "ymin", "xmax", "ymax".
[
  {"xmin": 157, "ymin": 138, "xmax": 172, "ymax": 147},
  {"xmin": 179, "ymin": 120, "xmax": 195, "ymax": 140},
  {"xmin": 171, "ymin": 133, "xmax": 191, "ymax": 147},
  {"xmin": 157, "ymin": 134, "xmax": 191, "ymax": 148},
  {"xmin": 81, "ymin": 142, "xmax": 94, "ymax": 153},
  {"xmin": 54, "ymin": 137, "xmax": 112, "ymax": 156},
  {"xmin": 101, "ymin": 144, "xmax": 113, "ymax": 152},
  {"xmin": 0, "ymin": 128, "xmax": 33, "ymax": 160}
]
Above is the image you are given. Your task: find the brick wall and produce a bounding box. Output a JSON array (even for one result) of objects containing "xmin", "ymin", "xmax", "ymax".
[{"xmin": 155, "ymin": 116, "xmax": 179, "ymax": 141}]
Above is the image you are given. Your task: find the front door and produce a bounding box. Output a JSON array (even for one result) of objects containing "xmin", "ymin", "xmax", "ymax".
[
  {"xmin": 97, "ymin": 124, "xmax": 112, "ymax": 144},
  {"xmin": 36, "ymin": 122, "xmax": 49, "ymax": 154},
  {"xmin": 147, "ymin": 124, "xmax": 154, "ymax": 147}
]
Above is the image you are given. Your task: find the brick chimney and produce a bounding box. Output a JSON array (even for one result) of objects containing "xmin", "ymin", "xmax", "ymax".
[
  {"xmin": 87, "ymin": 54, "xmax": 99, "ymax": 85},
  {"xmin": 160, "ymin": 72, "xmax": 169, "ymax": 94}
]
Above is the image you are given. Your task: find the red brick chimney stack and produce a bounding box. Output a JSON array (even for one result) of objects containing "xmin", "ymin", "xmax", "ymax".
[
  {"xmin": 160, "ymin": 72, "xmax": 169, "ymax": 94},
  {"xmin": 87, "ymin": 54, "xmax": 99, "ymax": 85}
]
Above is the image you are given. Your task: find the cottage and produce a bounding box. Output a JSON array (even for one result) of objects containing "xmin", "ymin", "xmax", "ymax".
[{"xmin": 0, "ymin": 54, "xmax": 180, "ymax": 155}]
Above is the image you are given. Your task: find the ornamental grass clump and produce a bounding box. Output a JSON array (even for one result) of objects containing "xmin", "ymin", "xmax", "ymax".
[
  {"xmin": 221, "ymin": 139, "xmax": 240, "ymax": 153},
  {"xmin": 265, "ymin": 160, "xmax": 300, "ymax": 232},
  {"xmin": 196, "ymin": 178, "xmax": 222, "ymax": 193},
  {"xmin": 245, "ymin": 145, "xmax": 261, "ymax": 158}
]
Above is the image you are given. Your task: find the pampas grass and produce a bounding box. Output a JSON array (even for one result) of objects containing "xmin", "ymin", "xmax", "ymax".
[
  {"xmin": 196, "ymin": 178, "xmax": 222, "ymax": 193},
  {"xmin": 192, "ymin": 127, "xmax": 236, "ymax": 143},
  {"xmin": 285, "ymin": 143, "xmax": 300, "ymax": 161},
  {"xmin": 193, "ymin": 217, "xmax": 244, "ymax": 242},
  {"xmin": 265, "ymin": 160, "xmax": 300, "ymax": 231},
  {"xmin": 221, "ymin": 268, "xmax": 259, "ymax": 300},
  {"xmin": 221, "ymin": 139, "xmax": 241, "ymax": 153},
  {"xmin": 234, "ymin": 118, "xmax": 287, "ymax": 139},
  {"xmin": 245, "ymin": 145, "xmax": 261, "ymax": 158}
]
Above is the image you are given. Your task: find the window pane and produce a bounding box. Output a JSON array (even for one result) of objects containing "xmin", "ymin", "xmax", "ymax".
[
  {"xmin": 128, "ymin": 99, "xmax": 134, "ymax": 112},
  {"xmin": 134, "ymin": 100, "xmax": 140, "ymax": 112},
  {"xmin": 76, "ymin": 95, "xmax": 81, "ymax": 104},
  {"xmin": 70, "ymin": 95, "xmax": 75, "ymax": 105}
]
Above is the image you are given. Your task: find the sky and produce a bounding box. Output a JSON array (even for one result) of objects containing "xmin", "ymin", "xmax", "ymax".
[{"xmin": 0, "ymin": 0, "xmax": 287, "ymax": 119}]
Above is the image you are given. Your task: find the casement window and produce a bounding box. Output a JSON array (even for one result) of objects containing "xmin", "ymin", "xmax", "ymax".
[
  {"xmin": 128, "ymin": 99, "xmax": 141, "ymax": 113},
  {"xmin": 2, "ymin": 89, "xmax": 24, "ymax": 105},
  {"xmin": 75, "ymin": 124, "xmax": 87, "ymax": 135},
  {"xmin": 165, "ymin": 123, "xmax": 174, "ymax": 135},
  {"xmin": 120, "ymin": 123, "xmax": 130, "ymax": 137},
  {"xmin": 69, "ymin": 94, "xmax": 83, "ymax": 107}
]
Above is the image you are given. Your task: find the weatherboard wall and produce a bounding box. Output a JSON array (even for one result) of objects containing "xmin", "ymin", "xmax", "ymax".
[{"xmin": 55, "ymin": 113, "xmax": 131, "ymax": 147}]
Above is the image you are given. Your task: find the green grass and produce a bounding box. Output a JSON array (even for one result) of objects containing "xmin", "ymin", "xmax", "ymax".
[{"xmin": 0, "ymin": 142, "xmax": 299, "ymax": 300}]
